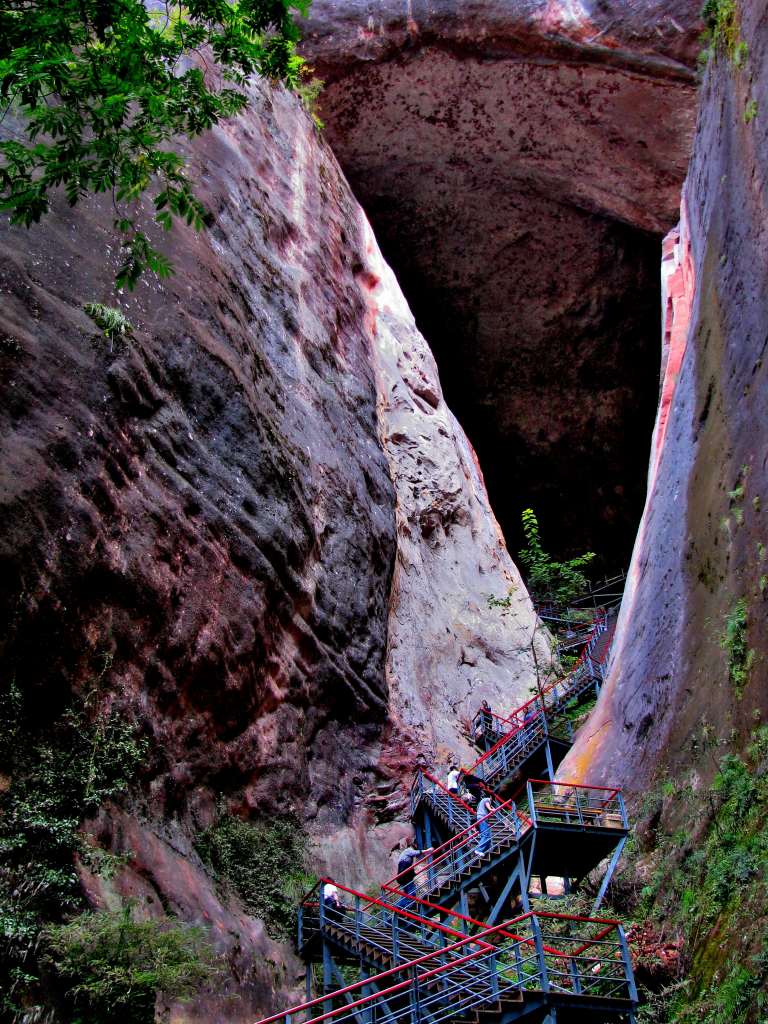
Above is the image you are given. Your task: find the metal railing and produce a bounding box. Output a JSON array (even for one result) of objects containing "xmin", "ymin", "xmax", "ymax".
[
  {"xmin": 380, "ymin": 799, "xmax": 532, "ymax": 906},
  {"xmin": 466, "ymin": 612, "xmax": 610, "ymax": 787},
  {"xmin": 410, "ymin": 770, "xmax": 475, "ymax": 833},
  {"xmin": 525, "ymin": 780, "xmax": 628, "ymax": 832},
  {"xmin": 298, "ymin": 879, "xmax": 492, "ymax": 964},
  {"xmin": 257, "ymin": 912, "xmax": 636, "ymax": 1024}
]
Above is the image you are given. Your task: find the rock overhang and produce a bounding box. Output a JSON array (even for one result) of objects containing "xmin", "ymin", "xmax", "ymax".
[{"xmin": 300, "ymin": 0, "xmax": 703, "ymax": 569}]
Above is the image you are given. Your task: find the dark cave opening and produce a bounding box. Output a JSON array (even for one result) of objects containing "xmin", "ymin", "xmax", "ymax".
[
  {"xmin": 365, "ymin": 202, "xmax": 662, "ymax": 578},
  {"xmin": 303, "ymin": 28, "xmax": 692, "ymax": 582}
]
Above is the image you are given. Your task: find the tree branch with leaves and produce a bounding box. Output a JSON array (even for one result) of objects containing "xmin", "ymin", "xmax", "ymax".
[{"xmin": 0, "ymin": 0, "xmax": 312, "ymax": 289}]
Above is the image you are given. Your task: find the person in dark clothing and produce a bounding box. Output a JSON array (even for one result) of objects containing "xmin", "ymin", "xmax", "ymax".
[
  {"xmin": 396, "ymin": 843, "xmax": 433, "ymax": 901},
  {"xmin": 322, "ymin": 882, "xmax": 346, "ymax": 918},
  {"xmin": 475, "ymin": 699, "xmax": 494, "ymax": 746}
]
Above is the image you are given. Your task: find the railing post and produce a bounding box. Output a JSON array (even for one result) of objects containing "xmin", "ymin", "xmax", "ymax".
[
  {"xmin": 527, "ymin": 781, "xmax": 536, "ymax": 827},
  {"xmin": 298, "ymin": 905, "xmax": 303, "ymax": 949},
  {"xmin": 489, "ymin": 950, "xmax": 500, "ymax": 1000},
  {"xmin": 618, "ymin": 925, "xmax": 639, "ymax": 1003},
  {"xmin": 409, "ymin": 967, "xmax": 421, "ymax": 1024},
  {"xmin": 618, "ymin": 791, "xmax": 628, "ymax": 829},
  {"xmin": 531, "ymin": 915, "xmax": 550, "ymax": 993},
  {"xmin": 392, "ymin": 914, "xmax": 400, "ymax": 962},
  {"xmin": 513, "ymin": 939, "xmax": 523, "ymax": 988},
  {"xmin": 355, "ymin": 895, "xmax": 361, "ymax": 942}
]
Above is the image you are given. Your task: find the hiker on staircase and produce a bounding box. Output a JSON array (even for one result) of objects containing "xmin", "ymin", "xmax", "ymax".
[
  {"xmin": 396, "ymin": 840, "xmax": 434, "ymax": 905},
  {"xmin": 446, "ymin": 763, "xmax": 461, "ymax": 794},
  {"xmin": 474, "ymin": 699, "xmax": 493, "ymax": 744},
  {"xmin": 322, "ymin": 881, "xmax": 347, "ymax": 918},
  {"xmin": 475, "ymin": 792, "xmax": 495, "ymax": 856}
]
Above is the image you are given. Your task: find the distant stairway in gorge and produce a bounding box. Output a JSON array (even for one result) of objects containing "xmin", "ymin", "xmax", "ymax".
[{"xmin": 254, "ymin": 600, "xmax": 638, "ymax": 1024}]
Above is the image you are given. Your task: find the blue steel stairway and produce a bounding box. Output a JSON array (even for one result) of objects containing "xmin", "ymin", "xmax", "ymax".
[
  {"xmin": 254, "ymin": 599, "xmax": 637, "ymax": 1024},
  {"xmin": 385, "ymin": 781, "xmax": 628, "ymax": 924},
  {"xmin": 467, "ymin": 612, "xmax": 616, "ymax": 794},
  {"xmin": 265, "ymin": 908, "xmax": 637, "ymax": 1024}
]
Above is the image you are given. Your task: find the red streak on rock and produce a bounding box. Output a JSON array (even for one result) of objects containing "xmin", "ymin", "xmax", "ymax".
[{"xmin": 652, "ymin": 193, "xmax": 695, "ymax": 491}]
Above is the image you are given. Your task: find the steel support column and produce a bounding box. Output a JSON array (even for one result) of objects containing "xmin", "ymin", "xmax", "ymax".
[
  {"xmin": 592, "ymin": 835, "xmax": 627, "ymax": 914},
  {"xmin": 486, "ymin": 865, "xmax": 522, "ymax": 926}
]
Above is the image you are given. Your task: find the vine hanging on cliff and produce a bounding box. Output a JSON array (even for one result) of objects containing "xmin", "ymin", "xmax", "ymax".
[{"xmin": 0, "ymin": 0, "xmax": 311, "ymax": 289}]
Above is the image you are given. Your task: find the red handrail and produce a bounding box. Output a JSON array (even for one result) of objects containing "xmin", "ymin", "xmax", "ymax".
[
  {"xmin": 381, "ymin": 796, "xmax": 530, "ymax": 889},
  {"xmin": 257, "ymin": 910, "xmax": 624, "ymax": 1024},
  {"xmin": 376, "ymin": 885, "xmax": 523, "ymax": 940},
  {"xmin": 417, "ymin": 769, "xmax": 475, "ymax": 813},
  {"xmin": 307, "ymin": 878, "xmax": 482, "ymax": 945}
]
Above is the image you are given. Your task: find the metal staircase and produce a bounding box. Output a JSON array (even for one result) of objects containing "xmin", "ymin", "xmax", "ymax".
[
  {"xmin": 255, "ymin": 597, "xmax": 637, "ymax": 1024},
  {"xmin": 384, "ymin": 782, "xmax": 628, "ymax": 924},
  {"xmin": 467, "ymin": 612, "xmax": 615, "ymax": 793},
  {"xmin": 262, "ymin": 911, "xmax": 637, "ymax": 1024}
]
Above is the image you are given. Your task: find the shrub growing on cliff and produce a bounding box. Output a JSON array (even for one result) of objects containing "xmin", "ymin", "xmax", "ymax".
[
  {"xmin": 700, "ymin": 0, "xmax": 747, "ymax": 65},
  {"xmin": 625, "ymin": 727, "xmax": 768, "ymax": 1023},
  {"xmin": 45, "ymin": 904, "xmax": 219, "ymax": 1023},
  {"xmin": 0, "ymin": 0, "xmax": 311, "ymax": 289},
  {"xmin": 517, "ymin": 508, "xmax": 595, "ymax": 606},
  {"xmin": 720, "ymin": 598, "xmax": 754, "ymax": 697},
  {"xmin": 0, "ymin": 676, "xmax": 148, "ymax": 1017},
  {"xmin": 196, "ymin": 815, "xmax": 314, "ymax": 940}
]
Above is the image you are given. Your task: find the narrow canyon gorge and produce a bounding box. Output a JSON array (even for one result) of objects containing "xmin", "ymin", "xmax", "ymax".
[{"xmin": 0, "ymin": 0, "xmax": 766, "ymax": 1022}]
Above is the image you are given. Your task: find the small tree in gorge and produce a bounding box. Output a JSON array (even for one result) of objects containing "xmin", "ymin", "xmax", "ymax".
[
  {"xmin": 0, "ymin": 0, "xmax": 311, "ymax": 289},
  {"xmin": 518, "ymin": 508, "xmax": 595, "ymax": 607}
]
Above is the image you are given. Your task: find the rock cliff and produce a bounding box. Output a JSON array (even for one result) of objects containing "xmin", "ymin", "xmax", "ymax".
[
  {"xmin": 562, "ymin": 0, "xmax": 768, "ymax": 789},
  {"xmin": 0, "ymin": 72, "xmax": 542, "ymax": 1019},
  {"xmin": 301, "ymin": 0, "xmax": 703, "ymax": 569}
]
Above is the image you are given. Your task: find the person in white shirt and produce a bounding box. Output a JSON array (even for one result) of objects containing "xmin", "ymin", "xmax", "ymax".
[
  {"xmin": 446, "ymin": 764, "xmax": 461, "ymax": 794},
  {"xmin": 322, "ymin": 882, "xmax": 345, "ymax": 916}
]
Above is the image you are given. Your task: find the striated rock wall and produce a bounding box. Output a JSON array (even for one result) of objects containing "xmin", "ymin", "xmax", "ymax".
[
  {"xmin": 301, "ymin": 0, "xmax": 702, "ymax": 569},
  {"xmin": 561, "ymin": 0, "xmax": 768, "ymax": 790},
  {"xmin": 0, "ymin": 72, "xmax": 543, "ymax": 1017}
]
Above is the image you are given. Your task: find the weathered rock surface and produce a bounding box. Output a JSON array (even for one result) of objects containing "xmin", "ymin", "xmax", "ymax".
[
  {"xmin": 561, "ymin": 0, "xmax": 768, "ymax": 789},
  {"xmin": 363, "ymin": 217, "xmax": 551, "ymax": 767},
  {"xmin": 301, "ymin": 0, "xmax": 702, "ymax": 568},
  {"xmin": 0, "ymin": 70, "xmax": 544, "ymax": 1016}
]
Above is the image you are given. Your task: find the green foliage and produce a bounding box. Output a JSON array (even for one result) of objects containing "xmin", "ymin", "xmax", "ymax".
[
  {"xmin": 629, "ymin": 728, "xmax": 768, "ymax": 1023},
  {"xmin": 196, "ymin": 815, "xmax": 314, "ymax": 941},
  {"xmin": 83, "ymin": 302, "xmax": 133, "ymax": 343},
  {"xmin": 0, "ymin": 675, "xmax": 148, "ymax": 1017},
  {"xmin": 517, "ymin": 508, "xmax": 595, "ymax": 606},
  {"xmin": 0, "ymin": 0, "xmax": 312, "ymax": 289},
  {"xmin": 45, "ymin": 904, "xmax": 219, "ymax": 1023},
  {"xmin": 487, "ymin": 584, "xmax": 517, "ymax": 609},
  {"xmin": 295, "ymin": 74, "xmax": 325, "ymax": 128},
  {"xmin": 700, "ymin": 0, "xmax": 745, "ymax": 64},
  {"xmin": 744, "ymin": 98, "xmax": 758, "ymax": 124},
  {"xmin": 720, "ymin": 598, "xmax": 754, "ymax": 696}
]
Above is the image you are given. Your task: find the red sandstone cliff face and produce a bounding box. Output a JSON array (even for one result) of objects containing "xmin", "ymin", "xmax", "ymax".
[
  {"xmin": 0, "ymin": 74, "xmax": 544, "ymax": 1017},
  {"xmin": 561, "ymin": 0, "xmax": 768, "ymax": 789},
  {"xmin": 301, "ymin": 0, "xmax": 703, "ymax": 569}
]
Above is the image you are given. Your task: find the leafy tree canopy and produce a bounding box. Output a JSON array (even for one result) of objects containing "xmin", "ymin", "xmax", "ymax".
[
  {"xmin": 518, "ymin": 507, "xmax": 595, "ymax": 607},
  {"xmin": 0, "ymin": 0, "xmax": 311, "ymax": 289},
  {"xmin": 45, "ymin": 904, "xmax": 220, "ymax": 1023}
]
